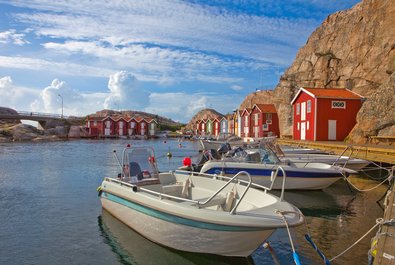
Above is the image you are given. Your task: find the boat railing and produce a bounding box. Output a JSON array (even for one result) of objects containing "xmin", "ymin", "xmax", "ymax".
[
  {"xmin": 331, "ymin": 145, "xmax": 354, "ymax": 170},
  {"xmin": 105, "ymin": 168, "xmax": 285, "ymax": 214},
  {"xmin": 189, "ymin": 170, "xmax": 252, "ymax": 215},
  {"xmin": 182, "ymin": 166, "xmax": 287, "ymax": 202}
]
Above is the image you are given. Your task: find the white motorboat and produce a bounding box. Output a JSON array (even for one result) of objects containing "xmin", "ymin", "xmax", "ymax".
[
  {"xmin": 197, "ymin": 147, "xmax": 356, "ymax": 190},
  {"xmin": 269, "ymin": 143, "xmax": 370, "ymax": 171},
  {"xmin": 98, "ymin": 146, "xmax": 304, "ymax": 257}
]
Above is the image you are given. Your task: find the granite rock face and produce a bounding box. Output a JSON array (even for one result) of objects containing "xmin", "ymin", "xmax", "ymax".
[
  {"xmin": 348, "ymin": 72, "xmax": 395, "ymax": 143},
  {"xmin": 240, "ymin": 0, "xmax": 395, "ymax": 141}
]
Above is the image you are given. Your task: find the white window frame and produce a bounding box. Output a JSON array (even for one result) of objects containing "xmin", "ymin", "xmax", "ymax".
[
  {"xmin": 106, "ymin": 120, "xmax": 111, "ymax": 128},
  {"xmin": 266, "ymin": 113, "xmax": 272, "ymax": 120},
  {"xmin": 307, "ymin": 121, "xmax": 310, "ymax": 130},
  {"xmin": 296, "ymin": 103, "xmax": 300, "ymax": 115},
  {"xmin": 332, "ymin": 101, "xmax": 346, "ymax": 109},
  {"xmin": 131, "ymin": 122, "xmax": 136, "ymax": 128},
  {"xmin": 307, "ymin": 100, "xmax": 311, "ymax": 113},
  {"xmin": 262, "ymin": 124, "xmax": 269, "ymax": 131},
  {"xmin": 244, "ymin": 116, "xmax": 248, "ymax": 126},
  {"xmin": 266, "ymin": 120, "xmax": 272, "ymax": 124},
  {"xmin": 93, "ymin": 121, "xmax": 97, "ymax": 126},
  {"xmin": 297, "ymin": 122, "xmax": 300, "ymax": 131}
]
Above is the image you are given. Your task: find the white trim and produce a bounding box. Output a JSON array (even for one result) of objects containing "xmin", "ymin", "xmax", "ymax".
[
  {"xmin": 331, "ymin": 101, "xmax": 346, "ymax": 109},
  {"xmin": 290, "ymin": 87, "xmax": 316, "ymax": 105}
]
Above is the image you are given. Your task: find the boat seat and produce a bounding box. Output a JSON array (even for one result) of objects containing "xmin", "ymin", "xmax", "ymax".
[
  {"xmin": 197, "ymin": 195, "xmax": 226, "ymax": 208},
  {"xmin": 162, "ymin": 183, "xmax": 183, "ymax": 196}
]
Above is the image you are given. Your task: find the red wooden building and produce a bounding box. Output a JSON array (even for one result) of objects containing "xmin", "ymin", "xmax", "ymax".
[
  {"xmin": 127, "ymin": 117, "xmax": 138, "ymax": 136},
  {"xmin": 240, "ymin": 108, "xmax": 251, "ymax": 137},
  {"xmin": 251, "ymin": 104, "xmax": 280, "ymax": 138},
  {"xmin": 86, "ymin": 116, "xmax": 104, "ymax": 136},
  {"xmin": 102, "ymin": 116, "xmax": 116, "ymax": 136},
  {"xmin": 115, "ymin": 117, "xmax": 128, "ymax": 136},
  {"xmin": 291, "ymin": 87, "xmax": 364, "ymax": 141},
  {"xmin": 213, "ymin": 117, "xmax": 221, "ymax": 136}
]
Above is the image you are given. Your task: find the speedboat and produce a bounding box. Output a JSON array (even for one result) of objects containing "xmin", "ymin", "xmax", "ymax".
[
  {"xmin": 98, "ymin": 146, "xmax": 304, "ymax": 257},
  {"xmin": 198, "ymin": 133, "xmax": 244, "ymax": 151},
  {"xmin": 197, "ymin": 147, "xmax": 356, "ymax": 190},
  {"xmin": 269, "ymin": 143, "xmax": 370, "ymax": 171}
]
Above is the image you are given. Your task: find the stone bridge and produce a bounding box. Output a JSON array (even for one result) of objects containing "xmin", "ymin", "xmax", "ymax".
[{"xmin": 0, "ymin": 111, "xmax": 83, "ymax": 129}]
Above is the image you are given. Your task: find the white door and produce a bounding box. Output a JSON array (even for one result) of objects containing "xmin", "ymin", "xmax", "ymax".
[
  {"xmin": 105, "ymin": 128, "xmax": 110, "ymax": 136},
  {"xmin": 119, "ymin": 122, "xmax": 123, "ymax": 136},
  {"xmin": 301, "ymin": 102, "xmax": 306, "ymax": 121},
  {"xmin": 301, "ymin": 122, "xmax": 306, "ymax": 140},
  {"xmin": 328, "ymin": 120, "xmax": 337, "ymax": 140},
  {"xmin": 255, "ymin": 127, "xmax": 259, "ymax": 138}
]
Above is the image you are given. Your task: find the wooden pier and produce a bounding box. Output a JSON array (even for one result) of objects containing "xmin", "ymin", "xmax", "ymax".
[
  {"xmin": 277, "ymin": 139, "xmax": 395, "ymax": 164},
  {"xmin": 374, "ymin": 179, "xmax": 395, "ymax": 265}
]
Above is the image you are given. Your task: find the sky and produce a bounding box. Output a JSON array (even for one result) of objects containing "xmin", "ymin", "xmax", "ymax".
[{"xmin": 0, "ymin": 0, "xmax": 360, "ymax": 123}]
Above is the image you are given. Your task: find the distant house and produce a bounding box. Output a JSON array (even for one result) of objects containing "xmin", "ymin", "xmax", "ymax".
[
  {"xmin": 102, "ymin": 116, "xmax": 116, "ymax": 136},
  {"xmin": 206, "ymin": 119, "xmax": 213, "ymax": 136},
  {"xmin": 251, "ymin": 104, "xmax": 280, "ymax": 138},
  {"xmin": 146, "ymin": 118, "xmax": 158, "ymax": 136},
  {"xmin": 291, "ymin": 87, "xmax": 365, "ymax": 141},
  {"xmin": 128, "ymin": 117, "xmax": 138, "ymax": 136},
  {"xmin": 86, "ymin": 116, "xmax": 103, "ymax": 137},
  {"xmin": 115, "ymin": 116, "xmax": 128, "ymax": 136},
  {"xmin": 227, "ymin": 114, "xmax": 234, "ymax": 135},
  {"xmin": 220, "ymin": 116, "xmax": 228, "ymax": 134},
  {"xmin": 196, "ymin": 120, "xmax": 203, "ymax": 135},
  {"xmin": 240, "ymin": 108, "xmax": 252, "ymax": 138},
  {"xmin": 213, "ymin": 117, "xmax": 221, "ymax": 136},
  {"xmin": 86, "ymin": 115, "xmax": 157, "ymax": 138}
]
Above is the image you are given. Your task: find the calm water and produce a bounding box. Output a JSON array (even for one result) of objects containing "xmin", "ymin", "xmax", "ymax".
[{"xmin": 0, "ymin": 139, "xmax": 388, "ymax": 265}]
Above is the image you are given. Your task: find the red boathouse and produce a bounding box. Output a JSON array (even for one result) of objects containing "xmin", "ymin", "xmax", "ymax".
[
  {"xmin": 291, "ymin": 87, "xmax": 365, "ymax": 141},
  {"xmin": 250, "ymin": 104, "xmax": 280, "ymax": 138}
]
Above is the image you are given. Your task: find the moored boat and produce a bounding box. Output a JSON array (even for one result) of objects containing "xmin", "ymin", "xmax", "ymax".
[
  {"xmin": 197, "ymin": 147, "xmax": 356, "ymax": 190},
  {"xmin": 98, "ymin": 146, "xmax": 304, "ymax": 257}
]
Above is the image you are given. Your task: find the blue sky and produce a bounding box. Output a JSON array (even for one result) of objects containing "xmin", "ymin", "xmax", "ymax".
[{"xmin": 0, "ymin": 0, "xmax": 360, "ymax": 123}]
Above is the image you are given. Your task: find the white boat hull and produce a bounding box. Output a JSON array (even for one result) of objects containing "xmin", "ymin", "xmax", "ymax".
[
  {"xmin": 102, "ymin": 197, "xmax": 274, "ymax": 257},
  {"xmin": 200, "ymin": 161, "xmax": 345, "ymax": 190}
]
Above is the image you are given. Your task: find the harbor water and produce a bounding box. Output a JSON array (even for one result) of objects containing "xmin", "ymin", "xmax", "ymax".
[{"xmin": 0, "ymin": 139, "xmax": 388, "ymax": 265}]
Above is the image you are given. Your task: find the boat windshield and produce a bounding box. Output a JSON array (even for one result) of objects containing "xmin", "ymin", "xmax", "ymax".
[{"xmin": 122, "ymin": 147, "xmax": 159, "ymax": 181}]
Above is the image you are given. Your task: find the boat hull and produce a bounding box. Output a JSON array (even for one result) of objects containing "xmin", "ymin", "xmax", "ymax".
[
  {"xmin": 200, "ymin": 162, "xmax": 343, "ymax": 190},
  {"xmin": 101, "ymin": 196, "xmax": 274, "ymax": 257}
]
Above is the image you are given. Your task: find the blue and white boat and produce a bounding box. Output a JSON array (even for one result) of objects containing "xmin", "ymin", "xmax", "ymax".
[
  {"xmin": 98, "ymin": 146, "xmax": 304, "ymax": 257},
  {"xmin": 198, "ymin": 147, "xmax": 356, "ymax": 190}
]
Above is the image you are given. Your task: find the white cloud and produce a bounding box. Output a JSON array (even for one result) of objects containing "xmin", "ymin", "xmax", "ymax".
[
  {"xmin": 0, "ymin": 29, "xmax": 29, "ymax": 45},
  {"xmin": 0, "ymin": 76, "xmax": 40, "ymax": 110},
  {"xmin": 146, "ymin": 92, "xmax": 239, "ymax": 122},
  {"xmin": 104, "ymin": 71, "xmax": 149, "ymax": 110},
  {"xmin": 231, "ymin": 85, "xmax": 243, "ymax": 91}
]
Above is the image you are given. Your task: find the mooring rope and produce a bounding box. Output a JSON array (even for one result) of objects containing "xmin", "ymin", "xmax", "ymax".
[
  {"xmin": 275, "ymin": 210, "xmax": 301, "ymax": 265},
  {"xmin": 342, "ymin": 166, "xmax": 394, "ymax": 192}
]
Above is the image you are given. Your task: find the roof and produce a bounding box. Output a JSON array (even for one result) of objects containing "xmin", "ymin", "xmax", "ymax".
[
  {"xmin": 291, "ymin": 87, "xmax": 365, "ymax": 104},
  {"xmin": 253, "ymin": 104, "xmax": 277, "ymax": 113},
  {"xmin": 240, "ymin": 108, "xmax": 252, "ymax": 116}
]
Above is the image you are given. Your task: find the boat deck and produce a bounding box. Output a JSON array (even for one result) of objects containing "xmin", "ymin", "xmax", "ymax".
[{"xmin": 277, "ymin": 139, "xmax": 395, "ymax": 164}]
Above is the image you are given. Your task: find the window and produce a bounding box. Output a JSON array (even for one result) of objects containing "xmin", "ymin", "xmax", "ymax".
[
  {"xmin": 307, "ymin": 121, "xmax": 309, "ymax": 130},
  {"xmin": 332, "ymin": 101, "xmax": 346, "ymax": 109},
  {"xmin": 266, "ymin": 113, "xmax": 272, "ymax": 120},
  {"xmin": 297, "ymin": 122, "xmax": 300, "ymax": 130},
  {"xmin": 296, "ymin": 103, "xmax": 300, "ymax": 115},
  {"xmin": 307, "ymin": 100, "xmax": 311, "ymax": 113},
  {"xmin": 93, "ymin": 121, "xmax": 97, "ymax": 126},
  {"xmin": 266, "ymin": 120, "xmax": 272, "ymax": 124},
  {"xmin": 106, "ymin": 121, "xmax": 111, "ymax": 128},
  {"xmin": 245, "ymin": 116, "xmax": 248, "ymax": 126},
  {"xmin": 262, "ymin": 124, "xmax": 269, "ymax": 131},
  {"xmin": 131, "ymin": 122, "xmax": 135, "ymax": 128},
  {"xmin": 151, "ymin": 123, "xmax": 155, "ymax": 129},
  {"xmin": 254, "ymin": 113, "xmax": 259, "ymax": 126}
]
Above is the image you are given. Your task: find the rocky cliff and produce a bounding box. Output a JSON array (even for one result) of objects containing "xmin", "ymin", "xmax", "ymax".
[{"xmin": 240, "ymin": 0, "xmax": 395, "ymax": 142}]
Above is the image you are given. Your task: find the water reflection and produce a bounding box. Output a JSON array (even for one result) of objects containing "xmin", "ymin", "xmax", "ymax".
[{"xmin": 98, "ymin": 209, "xmax": 255, "ymax": 265}]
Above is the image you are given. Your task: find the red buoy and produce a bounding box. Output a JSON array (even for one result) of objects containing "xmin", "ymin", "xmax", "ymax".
[{"xmin": 183, "ymin": 157, "xmax": 192, "ymax": 167}]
